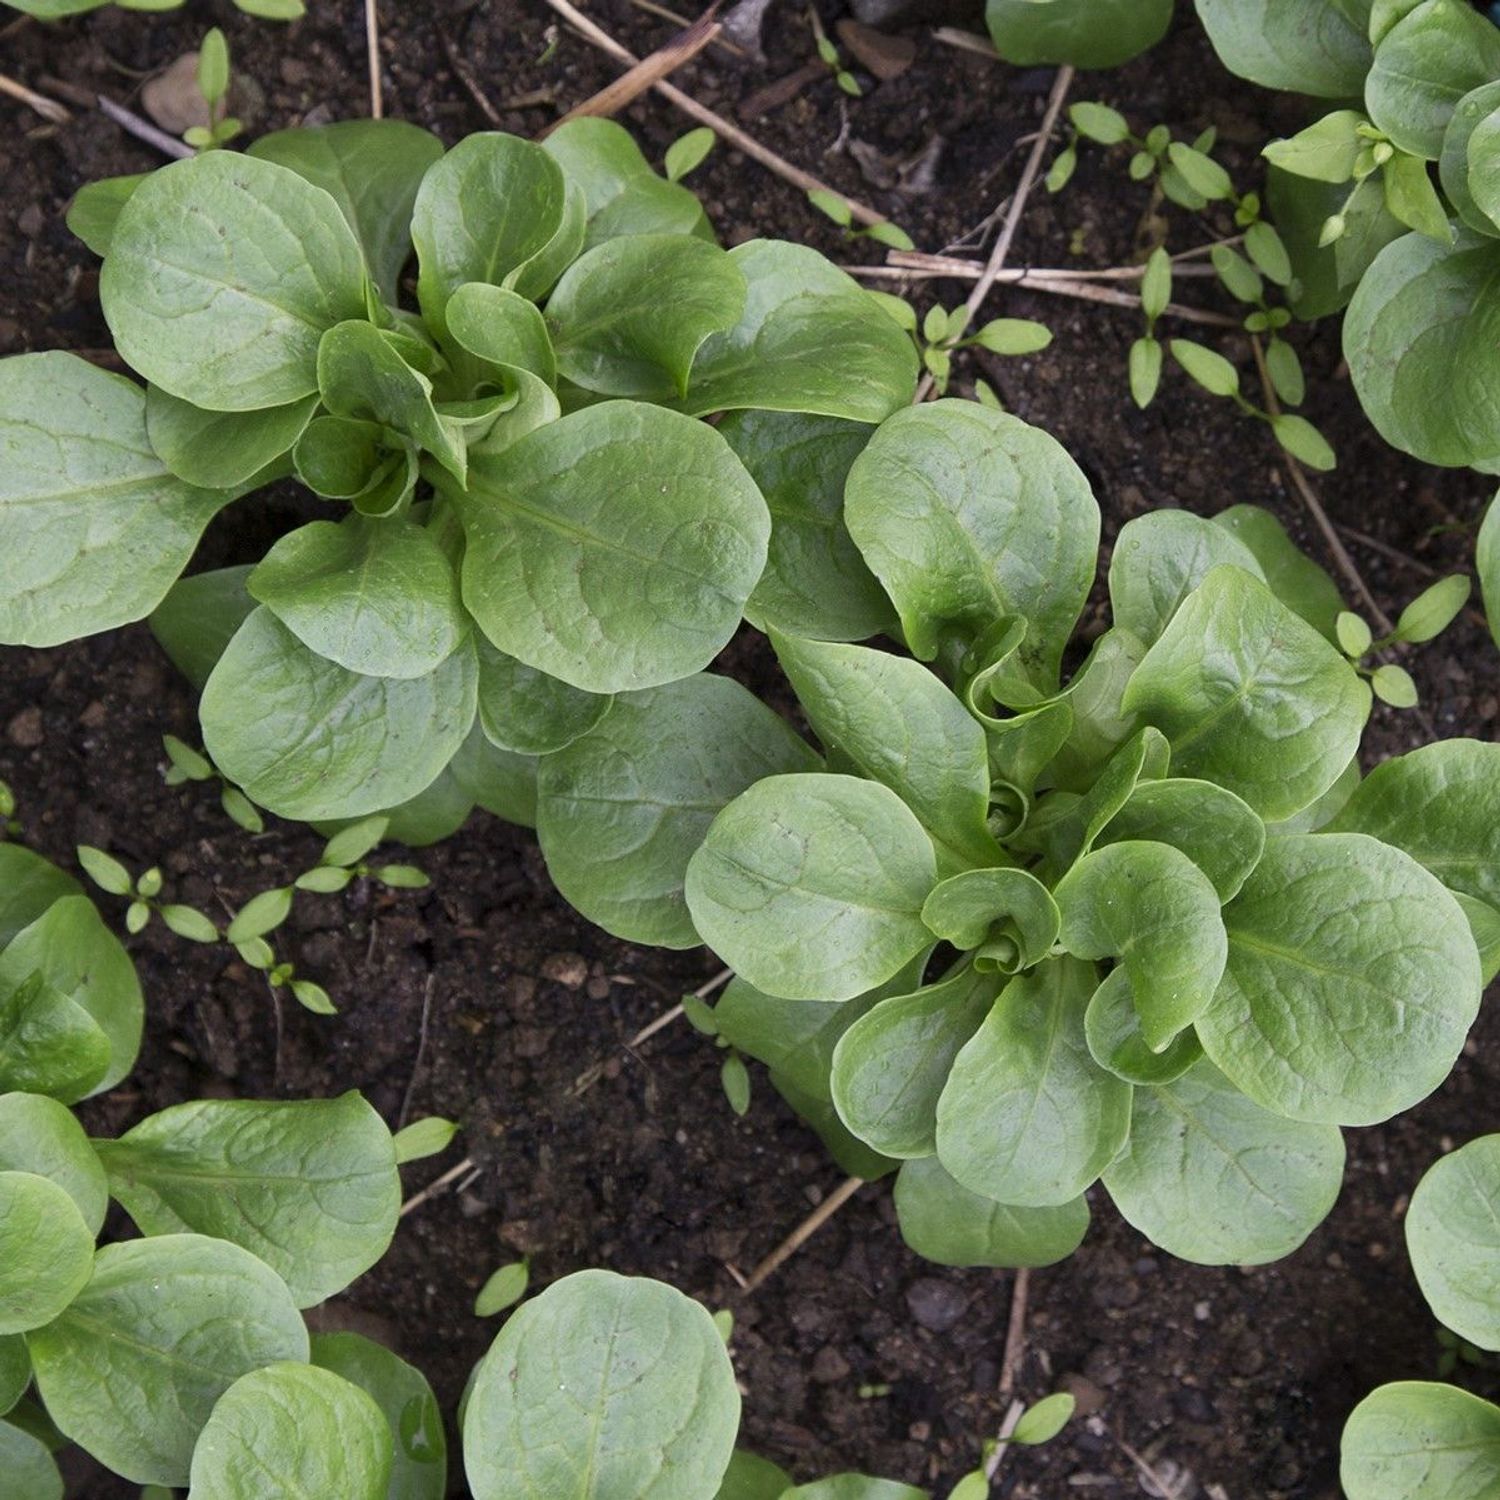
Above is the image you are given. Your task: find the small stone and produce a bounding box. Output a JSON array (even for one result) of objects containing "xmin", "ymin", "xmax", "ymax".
[
  {"xmin": 1059, "ymin": 1373, "xmax": 1107, "ymax": 1416},
  {"xmin": 904, "ymin": 1277, "xmax": 967, "ymax": 1333},
  {"xmin": 585, "ymin": 973, "xmax": 611, "ymax": 1000},
  {"xmin": 6, "ymin": 706, "xmax": 43, "ymax": 747},
  {"xmin": 18, "ymin": 203, "xmax": 44, "ymax": 239},
  {"xmin": 810, "ymin": 1346, "xmax": 849, "ymax": 1383},
  {"xmin": 541, "ymin": 952, "xmax": 589, "ymax": 989},
  {"xmin": 78, "ymin": 700, "xmax": 107, "ymax": 729}
]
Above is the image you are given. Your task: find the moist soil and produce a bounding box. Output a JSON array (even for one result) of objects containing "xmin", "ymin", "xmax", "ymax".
[{"xmin": 3, "ymin": 3, "xmax": 1499, "ymax": 1496}]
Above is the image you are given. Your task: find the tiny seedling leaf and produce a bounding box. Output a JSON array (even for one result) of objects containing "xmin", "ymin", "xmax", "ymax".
[
  {"xmin": 475, "ymin": 1261, "xmax": 530, "ymax": 1318},
  {"xmin": 392, "ymin": 1117, "xmax": 459, "ymax": 1164}
]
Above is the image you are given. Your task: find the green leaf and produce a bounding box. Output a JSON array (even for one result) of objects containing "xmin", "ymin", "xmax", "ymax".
[
  {"xmin": 1383, "ymin": 152, "xmax": 1453, "ymax": 241},
  {"xmin": 249, "ymin": 517, "xmax": 468, "ymax": 681},
  {"xmin": 1056, "ymin": 842, "xmax": 1227, "ymax": 1051},
  {"xmin": 783, "ymin": 1480, "xmax": 928, "ymax": 1500},
  {"xmin": 0, "ymin": 1172, "xmax": 93, "ymax": 1334},
  {"xmin": 101, "ymin": 152, "xmax": 367, "ymax": 410},
  {"xmin": 447, "ymin": 725, "xmax": 538, "ymax": 829},
  {"xmin": 295, "ymin": 865, "xmax": 353, "ymax": 894},
  {"xmin": 445, "ymin": 282, "xmax": 557, "ymax": 386},
  {"xmin": 536, "ymin": 673, "xmax": 817, "ymax": 947},
  {"xmin": 674, "ymin": 241, "xmax": 918, "ymax": 422},
  {"xmin": 391, "ymin": 1116, "xmax": 458, "ymax": 1164},
  {"xmin": 1371, "ymin": 662, "xmax": 1419, "ymax": 706},
  {"xmin": 1212, "ymin": 503, "xmax": 1344, "ymax": 641},
  {"xmin": 1271, "ymin": 412, "xmax": 1337, "ymax": 470},
  {"xmin": 0, "ymin": 353, "xmax": 231, "ymax": 647},
  {"xmin": 0, "ymin": 1419, "xmax": 61, "ymax": 1500},
  {"xmin": 773, "ymin": 633, "xmax": 999, "ymax": 870},
  {"xmin": 188, "ymin": 1363, "xmax": 391, "ymax": 1500},
  {"xmin": 1441, "ymin": 82, "xmax": 1500, "ymax": 236},
  {"xmin": 290, "ymin": 979, "xmax": 336, "ymax": 1015},
  {"xmin": 542, "ymin": 117, "xmax": 710, "ymax": 247},
  {"xmin": 159, "ymin": 904, "xmax": 219, "ymax": 944},
  {"xmin": 1070, "ymin": 101, "xmax": 1130, "ymax": 144},
  {"xmin": 1012, "ymin": 1392, "xmax": 1075, "ymax": 1445},
  {"xmin": 1198, "ymin": 833, "xmax": 1480, "ymax": 1125},
  {"xmin": 0, "ymin": 1336, "xmax": 28, "ymax": 1416},
  {"xmin": 1264, "ymin": 109, "xmax": 1368, "ymax": 183},
  {"xmin": 1083, "ymin": 967, "xmax": 1204, "ymax": 1085},
  {"xmin": 96, "ymin": 1093, "xmax": 397, "ymax": 1308},
  {"xmin": 412, "ymin": 132, "xmax": 577, "ymax": 334},
  {"xmin": 721, "ymin": 1053, "xmax": 752, "ymax": 1115},
  {"xmin": 688, "ymin": 773, "xmax": 938, "ymax": 1003},
  {"xmin": 311, "ymin": 1331, "xmax": 447, "ymax": 1500},
  {"xmin": 474, "ymin": 1260, "xmax": 530, "ymax": 1317},
  {"xmin": 66, "ymin": 172, "xmax": 149, "ymax": 258},
  {"xmin": 936, "ymin": 956, "xmax": 1132, "ymax": 1206},
  {"xmin": 717, "ymin": 411, "xmax": 893, "ymax": 642},
  {"xmin": 1339, "ymin": 609, "xmax": 1373, "ymax": 658},
  {"xmin": 1102, "ymin": 1058, "xmax": 1344, "ymax": 1264},
  {"xmin": 1194, "ymin": 0, "xmax": 1372, "ymax": 96},
  {"xmin": 1246, "ymin": 221, "xmax": 1295, "ymax": 286},
  {"xmin": 1265, "ymin": 337, "xmax": 1306, "ymax": 408},
  {"xmin": 248, "ymin": 120, "xmax": 443, "ymax": 301},
  {"xmin": 145, "ymin": 387, "xmax": 312, "ymax": 493},
  {"xmin": 0, "ymin": 1093, "xmax": 107, "ymax": 1234},
  {"xmin": 197, "ymin": 27, "xmax": 229, "ymax": 107},
  {"xmin": 1407, "ymin": 1135, "xmax": 1500, "ymax": 1349},
  {"xmin": 321, "ymin": 815, "xmax": 390, "ymax": 869},
  {"xmin": 1168, "ymin": 142, "xmax": 1233, "ymax": 200},
  {"xmin": 474, "ymin": 636, "xmax": 611, "ymax": 756},
  {"xmin": 1109, "ymin": 508, "xmax": 1266, "ymax": 647},
  {"xmin": 1343, "ymin": 228, "xmax": 1500, "ymax": 469},
  {"xmin": 714, "ymin": 1451, "xmax": 793, "ymax": 1500},
  {"xmin": 77, "ymin": 846, "xmax": 131, "ymax": 897},
  {"xmin": 831, "ymin": 964, "xmax": 1001, "ymax": 1159},
  {"xmin": 984, "ymin": 0, "xmax": 1171, "ymax": 68},
  {"xmin": 920, "ymin": 868, "xmax": 1061, "ymax": 965},
  {"xmin": 453, "ymin": 402, "xmax": 768, "ymax": 694},
  {"xmin": 1394, "ymin": 574, "xmax": 1471, "ymax": 642},
  {"xmin": 665, "ymin": 126, "xmax": 716, "ymax": 182},
  {"xmin": 149, "ymin": 565, "xmax": 257, "ymax": 691},
  {"xmin": 203, "ymin": 608, "xmax": 477, "ymax": 822},
  {"xmin": 968, "ymin": 318, "xmax": 1051, "ymax": 355},
  {"xmin": 0, "ymin": 974, "xmax": 111, "ymax": 1103},
  {"xmin": 1170, "ymin": 338, "xmax": 1240, "ymax": 397},
  {"xmin": 1365, "ymin": 0, "xmax": 1500, "ymax": 160},
  {"xmin": 463, "ymin": 1270, "xmax": 739, "ymax": 1500},
  {"xmin": 1341, "ymin": 1382, "xmax": 1500, "ymax": 1500},
  {"xmin": 1122, "ymin": 566, "xmax": 1369, "ymax": 820},
  {"xmin": 376, "ymin": 864, "xmax": 429, "ymax": 890},
  {"xmin": 0, "ymin": 896, "xmax": 142, "ymax": 1096},
  {"xmin": 548, "ymin": 235, "xmax": 746, "ymax": 399},
  {"xmin": 225, "ymin": 887, "xmax": 293, "ymax": 943},
  {"xmin": 844, "ymin": 399, "xmax": 1099, "ymax": 686},
  {"xmin": 1129, "ymin": 335, "xmax": 1163, "ymax": 407}
]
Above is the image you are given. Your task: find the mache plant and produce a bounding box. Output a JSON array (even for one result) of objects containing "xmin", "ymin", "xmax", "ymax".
[
  {"xmin": 1342, "ymin": 1133, "xmax": 1500, "ymax": 1498},
  {"xmin": 0, "ymin": 117, "xmax": 916, "ymax": 842},
  {"xmin": 3, "ymin": 0, "xmax": 302, "ymax": 18},
  {"xmin": 529, "ymin": 396, "xmax": 1499, "ymax": 1270},
  {"xmin": 983, "ymin": 0, "xmax": 1173, "ymax": 69}
]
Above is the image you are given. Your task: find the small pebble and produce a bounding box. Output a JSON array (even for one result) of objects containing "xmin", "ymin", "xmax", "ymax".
[
  {"xmin": 541, "ymin": 952, "xmax": 588, "ymax": 988},
  {"xmin": 904, "ymin": 1277, "xmax": 966, "ymax": 1333},
  {"xmin": 6, "ymin": 706, "xmax": 42, "ymax": 747}
]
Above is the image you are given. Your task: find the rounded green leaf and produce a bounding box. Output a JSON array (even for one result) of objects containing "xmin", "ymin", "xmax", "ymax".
[
  {"xmin": 717, "ymin": 410, "xmax": 893, "ymax": 643},
  {"xmin": 0, "ymin": 1419, "xmax": 62, "ymax": 1500},
  {"xmin": 1441, "ymin": 82, "xmax": 1500, "ymax": 236},
  {"xmin": 715, "ymin": 1451, "xmax": 793, "ymax": 1500},
  {"xmin": 0, "ymin": 1172, "xmax": 92, "ymax": 1334},
  {"xmin": 783, "ymin": 1480, "xmax": 927, "ymax": 1500},
  {"xmin": 202, "ymin": 608, "xmax": 478, "ymax": 821},
  {"xmin": 413, "ymin": 132, "xmax": 576, "ymax": 332},
  {"xmin": 937, "ymin": 957, "xmax": 1132, "ymax": 1207},
  {"xmin": 445, "ymin": 282, "xmax": 558, "ymax": 386},
  {"xmin": 1407, "ymin": 1135, "xmax": 1500, "ymax": 1350},
  {"xmin": 893, "ymin": 1155, "xmax": 1089, "ymax": 1268},
  {"xmin": 1481, "ymin": 495, "xmax": 1500, "ymax": 649},
  {"xmin": 1344, "ymin": 232, "xmax": 1500, "ymax": 468},
  {"xmin": 831, "ymin": 964, "xmax": 1001, "ymax": 1160},
  {"xmin": 844, "ymin": 400, "xmax": 1099, "ymax": 687},
  {"xmin": 150, "ymin": 564, "xmax": 257, "ymax": 691},
  {"xmin": 463, "ymin": 1270, "xmax": 739, "ymax": 1500},
  {"xmin": 0, "ymin": 846, "xmax": 79, "ymax": 951},
  {"xmin": 475, "ymin": 636, "xmax": 611, "ymax": 755},
  {"xmin": 248, "ymin": 119, "xmax": 444, "ymax": 301},
  {"xmin": 1102, "ymin": 1058, "xmax": 1345, "ymax": 1264},
  {"xmin": 1193, "ymin": 0, "xmax": 1372, "ymax": 96},
  {"xmin": 0, "ymin": 896, "xmax": 142, "ymax": 1097},
  {"xmin": 0, "ymin": 1335, "xmax": 30, "ymax": 1414},
  {"xmin": 1342, "ymin": 1382, "xmax": 1500, "ymax": 1500},
  {"xmin": 28, "ymin": 1234, "xmax": 309, "ymax": 1486},
  {"xmin": 95, "ymin": 1093, "xmax": 399, "ymax": 1308},
  {"xmin": 1211, "ymin": 507, "xmax": 1342, "ymax": 640},
  {"xmin": 772, "ymin": 632, "xmax": 1000, "ymax": 870},
  {"xmin": 1329, "ymin": 740, "xmax": 1500, "ymax": 907},
  {"xmin": 0, "ymin": 353, "xmax": 232, "ymax": 647},
  {"xmin": 454, "ymin": 402, "xmax": 768, "ymax": 693},
  {"xmin": 1122, "ymin": 565, "xmax": 1369, "ymax": 821},
  {"xmin": 0, "ymin": 973, "xmax": 111, "ymax": 1104},
  {"xmin": 986, "ymin": 0, "xmax": 1171, "ymax": 67},
  {"xmin": 101, "ymin": 153, "xmax": 368, "ymax": 411},
  {"xmin": 537, "ymin": 673, "xmax": 817, "ymax": 947},
  {"xmin": 1083, "ymin": 967, "xmax": 1205, "ymax": 1085},
  {"xmin": 189, "ymin": 1362, "xmax": 391, "ymax": 1500},
  {"xmin": 548, "ymin": 234, "xmax": 746, "ymax": 399},
  {"xmin": 312, "ymin": 1331, "xmax": 447, "ymax": 1500},
  {"xmin": 146, "ymin": 387, "xmax": 316, "ymax": 492},
  {"xmin": 1108, "ymin": 510, "xmax": 1265, "ymax": 647},
  {"xmin": 1199, "ymin": 833, "xmax": 1481, "ymax": 1125},
  {"xmin": 920, "ymin": 867, "xmax": 1060, "ymax": 966},
  {"xmin": 0, "ymin": 1093, "xmax": 107, "ymax": 1234},
  {"xmin": 685, "ymin": 774, "xmax": 938, "ymax": 1002},
  {"xmin": 675, "ymin": 241, "xmax": 918, "ymax": 422},
  {"xmin": 249, "ymin": 518, "xmax": 469, "ymax": 680},
  {"xmin": 1365, "ymin": 0, "xmax": 1500, "ymax": 160}
]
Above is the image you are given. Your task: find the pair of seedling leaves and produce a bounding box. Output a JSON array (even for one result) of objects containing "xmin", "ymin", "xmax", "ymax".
[
  {"xmin": 527, "ymin": 399, "xmax": 1498, "ymax": 1271},
  {"xmin": 0, "ymin": 116, "xmax": 916, "ymax": 828},
  {"xmin": 1341, "ymin": 1134, "xmax": 1500, "ymax": 1499}
]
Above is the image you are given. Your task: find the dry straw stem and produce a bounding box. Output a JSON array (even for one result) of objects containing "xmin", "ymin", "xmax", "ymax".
[
  {"xmin": 365, "ymin": 0, "xmax": 383, "ymax": 119},
  {"xmin": 0, "ymin": 70, "xmax": 70, "ymax": 124},
  {"xmin": 742, "ymin": 1174, "xmax": 866, "ymax": 1293},
  {"xmin": 539, "ymin": 0, "xmax": 893, "ymax": 227}
]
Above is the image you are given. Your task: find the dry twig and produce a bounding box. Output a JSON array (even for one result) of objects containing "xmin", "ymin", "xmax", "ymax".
[
  {"xmin": 365, "ymin": 0, "xmax": 383, "ymax": 119},
  {"xmin": 742, "ymin": 1175, "xmax": 866, "ymax": 1293},
  {"xmin": 97, "ymin": 93, "xmax": 193, "ymax": 159},
  {"xmin": 983, "ymin": 1266, "xmax": 1032, "ymax": 1479},
  {"xmin": 399, "ymin": 1155, "xmax": 478, "ymax": 1218},
  {"xmin": 539, "ymin": 0, "xmax": 891, "ymax": 227},
  {"xmin": 0, "ymin": 71, "xmax": 70, "ymax": 124}
]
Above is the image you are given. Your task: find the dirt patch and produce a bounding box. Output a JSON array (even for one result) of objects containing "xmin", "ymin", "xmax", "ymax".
[{"xmin": 3, "ymin": 3, "xmax": 1498, "ymax": 1497}]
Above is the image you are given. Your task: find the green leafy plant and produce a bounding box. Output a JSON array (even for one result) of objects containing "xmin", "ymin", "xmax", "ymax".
[
  {"xmin": 985, "ymin": 0, "xmax": 1173, "ymax": 69},
  {"xmin": 1341, "ymin": 1134, "xmax": 1500, "ymax": 1498},
  {"xmin": 185, "ymin": 27, "xmax": 244, "ymax": 153},
  {"xmin": 3, "ymin": 0, "xmax": 302, "ymax": 17},
  {"xmin": 809, "ymin": 6, "xmax": 863, "ymax": 96},
  {"xmin": 1, "ymin": 119, "xmax": 916, "ymax": 845},
  {"xmin": 534, "ymin": 398, "xmax": 1496, "ymax": 1269}
]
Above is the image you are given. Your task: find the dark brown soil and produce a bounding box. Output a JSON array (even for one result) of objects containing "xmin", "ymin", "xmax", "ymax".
[{"xmin": 3, "ymin": 3, "xmax": 1499, "ymax": 1497}]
